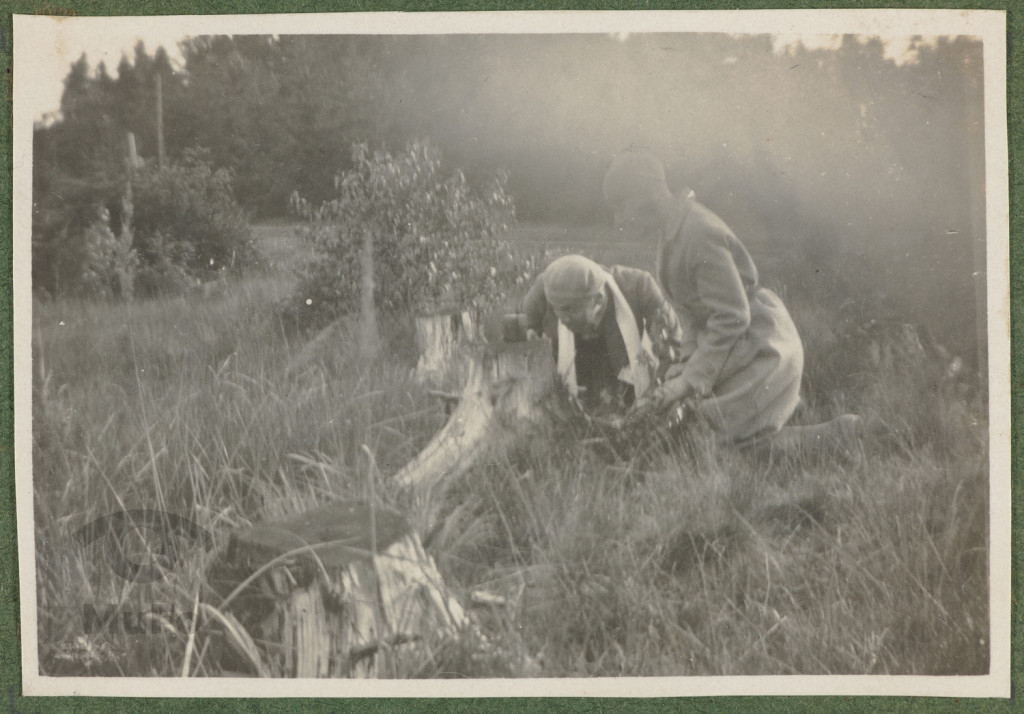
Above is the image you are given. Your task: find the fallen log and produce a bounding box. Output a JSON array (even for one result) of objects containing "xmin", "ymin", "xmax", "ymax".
[{"xmin": 207, "ymin": 502, "xmax": 468, "ymax": 678}]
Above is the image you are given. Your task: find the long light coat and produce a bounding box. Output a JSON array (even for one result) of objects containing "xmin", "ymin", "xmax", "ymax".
[{"xmin": 656, "ymin": 190, "xmax": 803, "ymax": 442}]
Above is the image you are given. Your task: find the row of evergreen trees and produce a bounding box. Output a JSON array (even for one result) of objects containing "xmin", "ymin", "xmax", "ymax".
[
  {"xmin": 35, "ymin": 37, "xmax": 421, "ymax": 218},
  {"xmin": 32, "ymin": 36, "xmax": 439, "ymax": 300}
]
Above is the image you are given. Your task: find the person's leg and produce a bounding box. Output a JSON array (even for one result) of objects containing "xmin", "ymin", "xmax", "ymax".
[{"xmin": 769, "ymin": 414, "xmax": 863, "ymax": 461}]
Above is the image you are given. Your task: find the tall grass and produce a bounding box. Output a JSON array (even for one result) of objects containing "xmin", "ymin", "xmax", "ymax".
[{"xmin": 31, "ymin": 225, "xmax": 988, "ymax": 678}]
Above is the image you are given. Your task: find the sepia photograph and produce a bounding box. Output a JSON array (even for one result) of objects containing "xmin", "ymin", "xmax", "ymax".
[{"xmin": 12, "ymin": 10, "xmax": 1010, "ymax": 698}]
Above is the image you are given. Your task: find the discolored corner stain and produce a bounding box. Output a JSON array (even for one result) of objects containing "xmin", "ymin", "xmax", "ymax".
[{"xmin": 31, "ymin": 6, "xmax": 81, "ymax": 90}]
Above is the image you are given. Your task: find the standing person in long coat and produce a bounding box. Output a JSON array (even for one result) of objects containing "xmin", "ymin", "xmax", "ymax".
[{"xmin": 602, "ymin": 150, "xmax": 860, "ymax": 452}]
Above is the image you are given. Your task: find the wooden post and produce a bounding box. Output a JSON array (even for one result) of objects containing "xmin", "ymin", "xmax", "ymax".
[
  {"xmin": 359, "ymin": 229, "xmax": 380, "ymax": 359},
  {"xmin": 207, "ymin": 502, "xmax": 468, "ymax": 678},
  {"xmin": 155, "ymin": 73, "xmax": 165, "ymax": 169},
  {"xmin": 118, "ymin": 132, "xmax": 138, "ymax": 299},
  {"xmin": 126, "ymin": 131, "xmax": 140, "ymax": 169}
]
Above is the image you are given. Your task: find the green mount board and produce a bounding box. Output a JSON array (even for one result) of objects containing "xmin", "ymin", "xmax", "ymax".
[{"xmin": 2, "ymin": 1, "xmax": 1019, "ymax": 711}]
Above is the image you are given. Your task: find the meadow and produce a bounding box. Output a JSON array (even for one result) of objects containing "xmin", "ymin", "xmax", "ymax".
[{"xmin": 31, "ymin": 223, "xmax": 989, "ymax": 678}]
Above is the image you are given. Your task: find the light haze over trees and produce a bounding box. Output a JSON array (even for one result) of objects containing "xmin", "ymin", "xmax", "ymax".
[{"xmin": 34, "ymin": 32, "xmax": 985, "ymax": 365}]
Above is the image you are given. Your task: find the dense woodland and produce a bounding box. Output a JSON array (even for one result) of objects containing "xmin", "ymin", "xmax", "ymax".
[{"xmin": 33, "ymin": 33, "xmax": 986, "ymax": 365}]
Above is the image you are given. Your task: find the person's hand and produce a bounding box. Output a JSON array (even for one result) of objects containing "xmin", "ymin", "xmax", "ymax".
[{"xmin": 638, "ymin": 375, "xmax": 694, "ymax": 413}]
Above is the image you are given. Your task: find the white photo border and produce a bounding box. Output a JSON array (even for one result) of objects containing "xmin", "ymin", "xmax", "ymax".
[{"xmin": 13, "ymin": 8, "xmax": 1011, "ymax": 699}]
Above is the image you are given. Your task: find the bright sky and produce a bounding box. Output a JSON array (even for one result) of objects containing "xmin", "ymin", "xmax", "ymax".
[{"xmin": 29, "ymin": 26, "xmax": 188, "ymax": 123}]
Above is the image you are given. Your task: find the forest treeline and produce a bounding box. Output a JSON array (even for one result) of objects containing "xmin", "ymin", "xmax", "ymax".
[{"xmin": 33, "ymin": 32, "xmax": 986, "ymax": 364}]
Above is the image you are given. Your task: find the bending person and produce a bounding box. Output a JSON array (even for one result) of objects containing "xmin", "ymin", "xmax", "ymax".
[
  {"xmin": 521, "ymin": 254, "xmax": 686, "ymax": 417},
  {"xmin": 602, "ymin": 150, "xmax": 860, "ymax": 454}
]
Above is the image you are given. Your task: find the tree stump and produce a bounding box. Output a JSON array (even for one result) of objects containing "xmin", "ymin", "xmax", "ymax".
[
  {"xmin": 207, "ymin": 502, "xmax": 468, "ymax": 678},
  {"xmin": 413, "ymin": 309, "xmax": 477, "ymax": 388},
  {"xmin": 207, "ymin": 339, "xmax": 556, "ymax": 677},
  {"xmin": 397, "ymin": 338, "xmax": 554, "ymax": 492},
  {"xmin": 396, "ymin": 338, "xmax": 557, "ymax": 538}
]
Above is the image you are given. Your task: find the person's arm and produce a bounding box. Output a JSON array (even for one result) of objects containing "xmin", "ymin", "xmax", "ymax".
[
  {"xmin": 677, "ymin": 229, "xmax": 751, "ymax": 395},
  {"xmin": 632, "ymin": 269, "xmax": 687, "ymax": 368},
  {"xmin": 520, "ymin": 274, "xmax": 549, "ymax": 338}
]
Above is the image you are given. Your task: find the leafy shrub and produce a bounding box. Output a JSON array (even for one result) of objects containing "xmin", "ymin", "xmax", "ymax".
[
  {"xmin": 290, "ymin": 141, "xmax": 524, "ymax": 327},
  {"xmin": 131, "ymin": 148, "xmax": 257, "ymax": 295},
  {"xmin": 32, "ymin": 149, "xmax": 256, "ymax": 300},
  {"xmin": 31, "ymin": 171, "xmax": 124, "ymax": 299},
  {"xmin": 78, "ymin": 204, "xmax": 138, "ymax": 299},
  {"xmin": 133, "ymin": 230, "xmax": 197, "ymax": 298}
]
